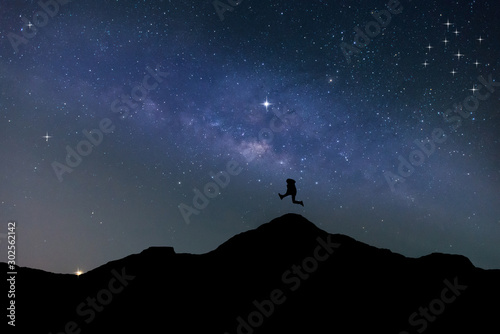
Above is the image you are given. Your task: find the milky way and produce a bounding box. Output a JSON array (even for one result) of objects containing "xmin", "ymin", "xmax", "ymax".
[{"xmin": 0, "ymin": 0, "xmax": 499, "ymax": 273}]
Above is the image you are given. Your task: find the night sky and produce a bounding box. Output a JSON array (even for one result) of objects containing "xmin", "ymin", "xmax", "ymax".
[{"xmin": 1, "ymin": 0, "xmax": 499, "ymax": 274}]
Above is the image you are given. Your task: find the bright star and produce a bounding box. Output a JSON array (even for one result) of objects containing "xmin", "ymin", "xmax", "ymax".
[
  {"xmin": 454, "ymin": 50, "xmax": 464, "ymax": 60},
  {"xmin": 42, "ymin": 132, "xmax": 52, "ymax": 142},
  {"xmin": 261, "ymin": 97, "xmax": 273, "ymax": 110},
  {"xmin": 469, "ymin": 85, "xmax": 479, "ymax": 94},
  {"xmin": 442, "ymin": 38, "xmax": 449, "ymax": 46},
  {"xmin": 443, "ymin": 19, "xmax": 454, "ymax": 29},
  {"xmin": 474, "ymin": 60, "xmax": 481, "ymax": 68},
  {"xmin": 422, "ymin": 61, "xmax": 429, "ymax": 68},
  {"xmin": 477, "ymin": 36, "xmax": 484, "ymax": 44},
  {"xmin": 453, "ymin": 29, "xmax": 460, "ymax": 36},
  {"xmin": 425, "ymin": 44, "xmax": 433, "ymax": 52},
  {"xmin": 450, "ymin": 69, "xmax": 458, "ymax": 76}
]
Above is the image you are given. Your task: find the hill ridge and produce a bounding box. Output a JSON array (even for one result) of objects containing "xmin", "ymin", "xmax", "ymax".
[{"xmin": 4, "ymin": 214, "xmax": 499, "ymax": 333}]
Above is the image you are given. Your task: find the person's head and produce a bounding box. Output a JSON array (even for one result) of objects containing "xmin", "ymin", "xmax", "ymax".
[{"xmin": 286, "ymin": 178, "xmax": 295, "ymax": 185}]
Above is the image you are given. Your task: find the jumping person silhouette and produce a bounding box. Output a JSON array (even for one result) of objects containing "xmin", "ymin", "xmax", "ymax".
[{"xmin": 279, "ymin": 178, "xmax": 304, "ymax": 206}]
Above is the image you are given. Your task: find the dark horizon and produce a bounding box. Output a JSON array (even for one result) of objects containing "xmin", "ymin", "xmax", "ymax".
[
  {"xmin": 7, "ymin": 213, "xmax": 500, "ymax": 333},
  {"xmin": 3, "ymin": 213, "xmax": 499, "ymax": 274}
]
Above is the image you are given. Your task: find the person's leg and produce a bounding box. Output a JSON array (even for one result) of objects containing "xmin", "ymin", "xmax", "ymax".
[
  {"xmin": 292, "ymin": 195, "xmax": 304, "ymax": 206},
  {"xmin": 280, "ymin": 190, "xmax": 291, "ymax": 200}
]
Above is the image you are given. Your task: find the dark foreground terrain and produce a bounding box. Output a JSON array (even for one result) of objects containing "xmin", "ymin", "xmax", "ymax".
[{"xmin": 4, "ymin": 214, "xmax": 500, "ymax": 333}]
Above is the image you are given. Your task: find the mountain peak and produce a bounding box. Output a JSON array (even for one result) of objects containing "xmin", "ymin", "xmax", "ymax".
[{"xmin": 209, "ymin": 213, "xmax": 331, "ymax": 257}]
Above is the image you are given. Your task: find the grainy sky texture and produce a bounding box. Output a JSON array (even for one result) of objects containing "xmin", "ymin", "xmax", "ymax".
[{"xmin": 1, "ymin": 0, "xmax": 499, "ymax": 273}]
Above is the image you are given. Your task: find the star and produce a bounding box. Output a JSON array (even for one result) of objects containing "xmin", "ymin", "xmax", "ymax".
[
  {"xmin": 425, "ymin": 44, "xmax": 433, "ymax": 52},
  {"xmin": 474, "ymin": 60, "xmax": 481, "ymax": 68},
  {"xmin": 42, "ymin": 131, "xmax": 53, "ymax": 142},
  {"xmin": 454, "ymin": 50, "xmax": 464, "ymax": 60},
  {"xmin": 443, "ymin": 19, "xmax": 454, "ymax": 29},
  {"xmin": 260, "ymin": 97, "xmax": 273, "ymax": 110},
  {"xmin": 442, "ymin": 38, "xmax": 449, "ymax": 46},
  {"xmin": 477, "ymin": 36, "xmax": 484, "ymax": 44},
  {"xmin": 450, "ymin": 69, "xmax": 458, "ymax": 76},
  {"xmin": 469, "ymin": 85, "xmax": 479, "ymax": 94},
  {"xmin": 453, "ymin": 29, "xmax": 460, "ymax": 36},
  {"xmin": 27, "ymin": 22, "xmax": 34, "ymax": 29},
  {"xmin": 422, "ymin": 61, "xmax": 430, "ymax": 68}
]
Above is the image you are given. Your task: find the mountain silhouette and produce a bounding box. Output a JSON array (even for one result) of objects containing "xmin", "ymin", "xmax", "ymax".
[{"xmin": 4, "ymin": 214, "xmax": 499, "ymax": 333}]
